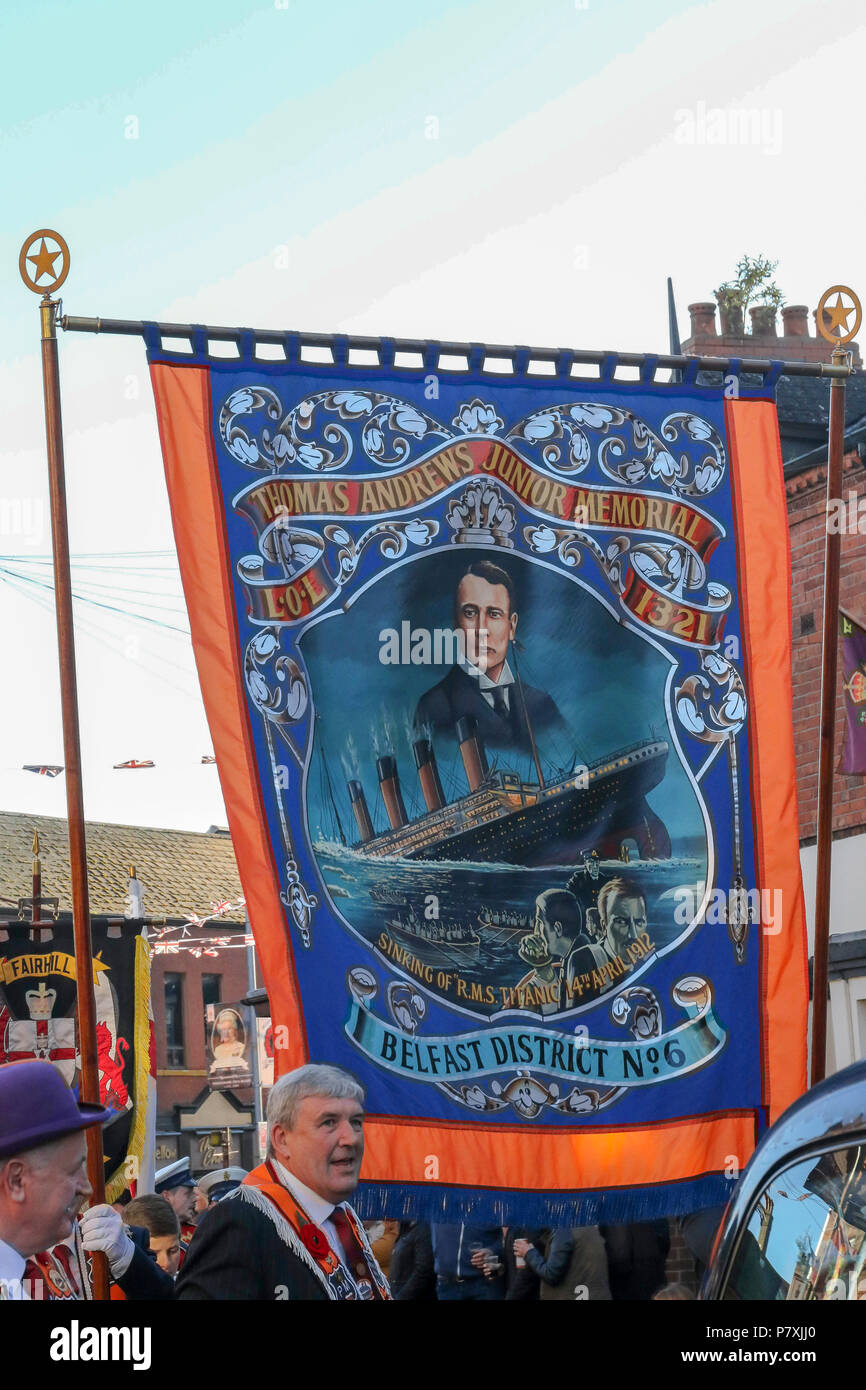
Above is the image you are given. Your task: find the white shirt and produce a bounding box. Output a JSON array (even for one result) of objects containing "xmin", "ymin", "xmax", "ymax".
[
  {"xmin": 458, "ymin": 656, "xmax": 515, "ymax": 712},
  {"xmin": 0, "ymin": 1237, "xmax": 26, "ymax": 1301},
  {"xmin": 271, "ymin": 1161, "xmax": 347, "ymax": 1269}
]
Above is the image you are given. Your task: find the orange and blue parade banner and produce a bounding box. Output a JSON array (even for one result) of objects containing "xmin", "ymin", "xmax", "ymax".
[{"xmin": 147, "ymin": 330, "xmax": 807, "ymax": 1223}]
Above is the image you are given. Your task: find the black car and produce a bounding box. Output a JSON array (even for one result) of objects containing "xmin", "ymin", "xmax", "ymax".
[{"xmin": 702, "ymin": 1058, "xmax": 866, "ymax": 1300}]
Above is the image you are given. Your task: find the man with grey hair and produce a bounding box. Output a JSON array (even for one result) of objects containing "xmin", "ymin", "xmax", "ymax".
[{"xmin": 177, "ymin": 1063, "xmax": 390, "ymax": 1300}]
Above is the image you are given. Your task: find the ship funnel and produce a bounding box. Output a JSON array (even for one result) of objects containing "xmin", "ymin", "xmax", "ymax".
[
  {"xmin": 348, "ymin": 780, "xmax": 374, "ymax": 844},
  {"xmin": 412, "ymin": 737, "xmax": 445, "ymax": 813},
  {"xmin": 456, "ymin": 716, "xmax": 488, "ymax": 792},
  {"xmin": 376, "ymin": 755, "xmax": 408, "ymax": 830}
]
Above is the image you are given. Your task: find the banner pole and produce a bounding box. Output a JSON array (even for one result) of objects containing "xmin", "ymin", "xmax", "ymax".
[
  {"xmin": 811, "ymin": 341, "xmax": 849, "ymax": 1086},
  {"xmin": 20, "ymin": 232, "xmax": 109, "ymax": 1297}
]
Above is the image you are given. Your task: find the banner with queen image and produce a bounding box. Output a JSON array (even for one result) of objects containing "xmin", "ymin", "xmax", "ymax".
[{"xmin": 148, "ymin": 328, "xmax": 807, "ymax": 1223}]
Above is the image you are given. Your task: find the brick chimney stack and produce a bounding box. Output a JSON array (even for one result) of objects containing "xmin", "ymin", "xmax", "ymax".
[{"xmin": 682, "ymin": 297, "xmax": 861, "ymax": 367}]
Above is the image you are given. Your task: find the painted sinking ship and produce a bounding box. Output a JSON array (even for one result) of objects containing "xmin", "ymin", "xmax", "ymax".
[{"xmin": 341, "ymin": 711, "xmax": 672, "ymax": 868}]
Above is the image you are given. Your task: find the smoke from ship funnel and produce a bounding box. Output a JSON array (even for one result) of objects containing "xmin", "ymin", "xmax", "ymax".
[
  {"xmin": 348, "ymin": 779, "xmax": 374, "ymax": 843},
  {"xmin": 377, "ymin": 754, "xmax": 408, "ymax": 830},
  {"xmin": 456, "ymin": 716, "xmax": 488, "ymax": 792},
  {"xmin": 412, "ymin": 737, "xmax": 445, "ymax": 812}
]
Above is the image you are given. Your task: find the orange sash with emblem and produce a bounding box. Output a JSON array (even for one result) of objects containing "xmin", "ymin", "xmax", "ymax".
[{"xmin": 243, "ymin": 1162, "xmax": 390, "ymax": 1300}]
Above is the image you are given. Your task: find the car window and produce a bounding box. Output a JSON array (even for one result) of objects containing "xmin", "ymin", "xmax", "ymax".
[{"xmin": 724, "ymin": 1144, "xmax": 866, "ymax": 1301}]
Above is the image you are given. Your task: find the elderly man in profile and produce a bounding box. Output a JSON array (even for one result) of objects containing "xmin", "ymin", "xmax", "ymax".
[
  {"xmin": 176, "ymin": 1063, "xmax": 390, "ymax": 1300},
  {"xmin": 0, "ymin": 1059, "xmax": 172, "ymax": 1300}
]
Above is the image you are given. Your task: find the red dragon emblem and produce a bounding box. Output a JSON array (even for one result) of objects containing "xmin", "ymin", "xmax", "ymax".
[{"xmin": 96, "ymin": 1021, "xmax": 129, "ymax": 1109}]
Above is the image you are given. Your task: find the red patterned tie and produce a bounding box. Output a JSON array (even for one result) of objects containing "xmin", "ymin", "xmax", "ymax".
[{"xmin": 331, "ymin": 1207, "xmax": 381, "ymax": 1300}]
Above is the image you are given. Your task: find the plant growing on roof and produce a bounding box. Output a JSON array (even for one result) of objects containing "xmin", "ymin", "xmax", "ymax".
[{"xmin": 714, "ymin": 254, "xmax": 785, "ymax": 334}]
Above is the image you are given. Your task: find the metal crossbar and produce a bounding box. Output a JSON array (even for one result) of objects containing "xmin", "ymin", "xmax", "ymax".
[{"xmin": 59, "ymin": 314, "xmax": 853, "ymax": 380}]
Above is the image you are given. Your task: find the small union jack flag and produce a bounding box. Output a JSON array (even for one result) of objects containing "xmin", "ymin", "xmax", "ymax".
[{"xmin": 22, "ymin": 765, "xmax": 63, "ymax": 778}]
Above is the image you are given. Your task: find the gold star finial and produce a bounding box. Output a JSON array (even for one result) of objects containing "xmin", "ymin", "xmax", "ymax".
[
  {"xmin": 816, "ymin": 285, "xmax": 861, "ymax": 345},
  {"xmin": 18, "ymin": 229, "xmax": 70, "ymax": 294},
  {"xmin": 27, "ymin": 238, "xmax": 60, "ymax": 283},
  {"xmin": 826, "ymin": 294, "xmax": 853, "ymax": 334}
]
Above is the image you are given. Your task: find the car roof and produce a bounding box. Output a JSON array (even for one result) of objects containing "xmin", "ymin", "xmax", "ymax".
[
  {"xmin": 704, "ymin": 1058, "xmax": 866, "ymax": 1298},
  {"xmin": 755, "ymin": 1057, "xmax": 866, "ymax": 1168}
]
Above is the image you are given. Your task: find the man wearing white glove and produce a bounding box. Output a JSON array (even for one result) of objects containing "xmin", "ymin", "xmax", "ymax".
[
  {"xmin": 79, "ymin": 1202, "xmax": 175, "ymax": 1299},
  {"xmin": 1, "ymin": 1060, "xmax": 111, "ymax": 1300},
  {"xmin": 0, "ymin": 1060, "xmax": 172, "ymax": 1301},
  {"xmin": 79, "ymin": 1204, "xmax": 135, "ymax": 1279}
]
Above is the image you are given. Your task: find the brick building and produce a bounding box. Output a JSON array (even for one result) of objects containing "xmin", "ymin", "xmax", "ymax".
[
  {"xmin": 683, "ymin": 298, "xmax": 866, "ymax": 1075},
  {"xmin": 0, "ymin": 811, "xmax": 264, "ymax": 1175}
]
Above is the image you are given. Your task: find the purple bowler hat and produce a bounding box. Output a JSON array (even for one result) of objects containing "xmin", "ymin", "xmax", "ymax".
[{"xmin": 0, "ymin": 1060, "xmax": 113, "ymax": 1159}]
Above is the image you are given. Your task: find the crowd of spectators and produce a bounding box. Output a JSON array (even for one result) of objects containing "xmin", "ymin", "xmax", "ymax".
[{"xmin": 371, "ymin": 1218, "xmax": 686, "ymax": 1301}]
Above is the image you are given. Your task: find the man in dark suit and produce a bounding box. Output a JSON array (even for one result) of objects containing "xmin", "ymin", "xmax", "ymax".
[
  {"xmin": 414, "ymin": 560, "xmax": 569, "ymax": 756},
  {"xmin": 176, "ymin": 1063, "xmax": 389, "ymax": 1301}
]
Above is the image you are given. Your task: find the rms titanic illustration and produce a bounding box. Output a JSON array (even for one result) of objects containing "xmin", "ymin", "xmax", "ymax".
[{"xmin": 323, "ymin": 660, "xmax": 672, "ymax": 867}]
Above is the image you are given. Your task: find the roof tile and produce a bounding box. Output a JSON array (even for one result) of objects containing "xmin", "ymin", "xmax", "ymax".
[{"xmin": 0, "ymin": 813, "xmax": 244, "ymax": 922}]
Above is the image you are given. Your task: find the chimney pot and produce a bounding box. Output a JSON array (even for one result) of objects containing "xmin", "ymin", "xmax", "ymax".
[
  {"xmin": 781, "ymin": 305, "xmax": 809, "ymax": 338},
  {"xmin": 749, "ymin": 305, "xmax": 777, "ymax": 337},
  {"xmin": 688, "ymin": 302, "xmax": 717, "ymax": 339}
]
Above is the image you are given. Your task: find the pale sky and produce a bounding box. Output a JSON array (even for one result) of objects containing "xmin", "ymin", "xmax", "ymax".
[{"xmin": 1, "ymin": 0, "xmax": 863, "ymax": 833}]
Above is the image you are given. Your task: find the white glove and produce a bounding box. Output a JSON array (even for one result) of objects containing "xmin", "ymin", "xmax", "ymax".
[{"xmin": 79, "ymin": 1204, "xmax": 135, "ymax": 1279}]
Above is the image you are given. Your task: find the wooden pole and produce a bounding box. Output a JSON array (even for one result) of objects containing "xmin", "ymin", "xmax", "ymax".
[
  {"xmin": 38, "ymin": 291, "xmax": 108, "ymax": 1297},
  {"xmin": 811, "ymin": 344, "xmax": 848, "ymax": 1086}
]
